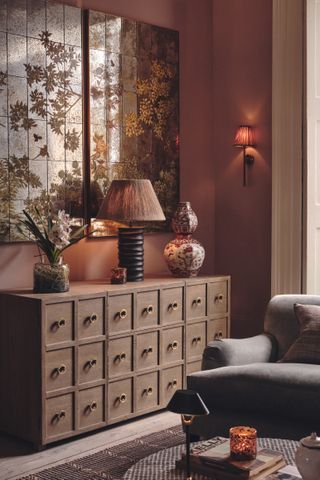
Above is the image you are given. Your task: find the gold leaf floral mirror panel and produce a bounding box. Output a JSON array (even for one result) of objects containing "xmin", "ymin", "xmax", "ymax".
[
  {"xmin": 0, "ymin": 1, "xmax": 179, "ymax": 242},
  {"xmin": 88, "ymin": 10, "xmax": 179, "ymax": 236},
  {"xmin": 0, "ymin": 0, "xmax": 83, "ymax": 242}
]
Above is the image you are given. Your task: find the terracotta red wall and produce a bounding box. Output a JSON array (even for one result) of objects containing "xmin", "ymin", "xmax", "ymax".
[
  {"xmin": 0, "ymin": 0, "xmax": 215, "ymax": 288},
  {"xmin": 212, "ymin": 0, "xmax": 272, "ymax": 336}
]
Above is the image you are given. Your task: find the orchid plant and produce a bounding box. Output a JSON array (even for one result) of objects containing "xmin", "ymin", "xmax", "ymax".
[{"xmin": 19, "ymin": 208, "xmax": 88, "ymax": 265}]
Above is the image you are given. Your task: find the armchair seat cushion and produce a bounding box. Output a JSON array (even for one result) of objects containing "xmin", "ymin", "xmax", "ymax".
[{"xmin": 188, "ymin": 362, "xmax": 320, "ymax": 422}]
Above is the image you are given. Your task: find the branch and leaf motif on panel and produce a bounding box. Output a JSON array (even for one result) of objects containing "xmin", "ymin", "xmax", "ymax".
[{"xmin": 0, "ymin": 29, "xmax": 83, "ymax": 242}]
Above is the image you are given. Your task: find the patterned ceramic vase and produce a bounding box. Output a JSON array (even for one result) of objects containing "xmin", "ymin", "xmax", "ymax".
[{"xmin": 164, "ymin": 202, "xmax": 205, "ymax": 277}]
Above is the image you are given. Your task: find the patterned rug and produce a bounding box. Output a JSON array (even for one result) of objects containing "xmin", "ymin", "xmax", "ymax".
[{"xmin": 19, "ymin": 425, "xmax": 185, "ymax": 480}]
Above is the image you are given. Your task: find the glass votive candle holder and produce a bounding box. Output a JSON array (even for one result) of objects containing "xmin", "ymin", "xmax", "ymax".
[
  {"xmin": 229, "ymin": 426, "xmax": 257, "ymax": 461},
  {"xmin": 111, "ymin": 267, "xmax": 127, "ymax": 284}
]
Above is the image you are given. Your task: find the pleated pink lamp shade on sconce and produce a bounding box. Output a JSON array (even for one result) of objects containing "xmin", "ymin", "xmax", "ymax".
[{"xmin": 233, "ymin": 125, "xmax": 256, "ymax": 187}]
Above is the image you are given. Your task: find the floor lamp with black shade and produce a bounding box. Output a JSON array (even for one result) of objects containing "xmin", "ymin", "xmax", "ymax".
[{"xmin": 167, "ymin": 389, "xmax": 209, "ymax": 480}]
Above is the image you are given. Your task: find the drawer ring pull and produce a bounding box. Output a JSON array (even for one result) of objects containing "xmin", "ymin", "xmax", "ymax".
[
  {"xmin": 86, "ymin": 359, "xmax": 97, "ymax": 369},
  {"xmin": 144, "ymin": 386, "xmax": 153, "ymax": 396},
  {"xmin": 219, "ymin": 330, "xmax": 223, "ymax": 338},
  {"xmin": 119, "ymin": 393, "xmax": 127, "ymax": 404},
  {"xmin": 192, "ymin": 336, "xmax": 202, "ymax": 345},
  {"xmin": 215, "ymin": 293, "xmax": 224, "ymax": 303},
  {"xmin": 143, "ymin": 346, "xmax": 153, "ymax": 356},
  {"xmin": 52, "ymin": 410, "xmax": 66, "ymax": 423},
  {"xmin": 53, "ymin": 318, "xmax": 66, "ymax": 330},
  {"xmin": 172, "ymin": 301, "xmax": 179, "ymax": 310},
  {"xmin": 145, "ymin": 305, "xmax": 154, "ymax": 315},
  {"xmin": 54, "ymin": 364, "xmax": 67, "ymax": 376},
  {"xmin": 88, "ymin": 313, "xmax": 98, "ymax": 323},
  {"xmin": 168, "ymin": 379, "xmax": 178, "ymax": 389},
  {"xmin": 168, "ymin": 340, "xmax": 179, "ymax": 350},
  {"xmin": 89, "ymin": 401, "xmax": 97, "ymax": 412},
  {"xmin": 119, "ymin": 309, "xmax": 128, "ymax": 319},
  {"xmin": 114, "ymin": 352, "xmax": 127, "ymax": 363},
  {"xmin": 193, "ymin": 297, "xmax": 202, "ymax": 306}
]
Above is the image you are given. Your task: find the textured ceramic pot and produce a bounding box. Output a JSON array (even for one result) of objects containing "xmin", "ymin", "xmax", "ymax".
[
  {"xmin": 34, "ymin": 258, "xmax": 70, "ymax": 293},
  {"xmin": 171, "ymin": 202, "xmax": 198, "ymax": 234},
  {"xmin": 295, "ymin": 432, "xmax": 320, "ymax": 480}
]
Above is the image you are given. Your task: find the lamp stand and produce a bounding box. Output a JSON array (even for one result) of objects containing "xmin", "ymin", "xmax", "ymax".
[
  {"xmin": 181, "ymin": 414, "xmax": 195, "ymax": 480},
  {"xmin": 243, "ymin": 146, "xmax": 254, "ymax": 187},
  {"xmin": 118, "ymin": 227, "xmax": 144, "ymax": 282}
]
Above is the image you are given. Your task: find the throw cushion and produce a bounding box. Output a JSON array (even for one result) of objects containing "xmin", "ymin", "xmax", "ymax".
[{"xmin": 280, "ymin": 303, "xmax": 320, "ymax": 364}]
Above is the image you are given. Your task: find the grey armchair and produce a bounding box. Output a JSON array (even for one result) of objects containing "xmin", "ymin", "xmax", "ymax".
[{"xmin": 187, "ymin": 295, "xmax": 320, "ymax": 440}]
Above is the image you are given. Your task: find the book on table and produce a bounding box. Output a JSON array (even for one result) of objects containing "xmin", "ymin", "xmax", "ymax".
[{"xmin": 175, "ymin": 438, "xmax": 286, "ymax": 479}]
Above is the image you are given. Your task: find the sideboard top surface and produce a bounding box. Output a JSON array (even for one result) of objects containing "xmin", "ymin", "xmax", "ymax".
[{"xmin": 0, "ymin": 275, "xmax": 230, "ymax": 301}]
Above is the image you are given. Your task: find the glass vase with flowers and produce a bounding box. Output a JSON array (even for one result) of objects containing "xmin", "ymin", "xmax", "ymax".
[{"xmin": 19, "ymin": 209, "xmax": 88, "ymax": 293}]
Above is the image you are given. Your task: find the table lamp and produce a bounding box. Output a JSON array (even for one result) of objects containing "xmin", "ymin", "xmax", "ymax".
[
  {"xmin": 96, "ymin": 179, "xmax": 165, "ymax": 282},
  {"xmin": 167, "ymin": 389, "xmax": 209, "ymax": 480}
]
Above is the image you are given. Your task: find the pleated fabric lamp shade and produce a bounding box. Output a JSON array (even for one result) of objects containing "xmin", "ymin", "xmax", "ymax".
[
  {"xmin": 233, "ymin": 125, "xmax": 255, "ymax": 147},
  {"xmin": 96, "ymin": 179, "xmax": 165, "ymax": 282}
]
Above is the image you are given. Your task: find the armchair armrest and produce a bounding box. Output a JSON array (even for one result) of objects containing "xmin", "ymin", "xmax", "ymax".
[{"xmin": 202, "ymin": 334, "xmax": 277, "ymax": 370}]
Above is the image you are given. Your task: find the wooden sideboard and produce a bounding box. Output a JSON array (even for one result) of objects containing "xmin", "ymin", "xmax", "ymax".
[{"xmin": 0, "ymin": 275, "xmax": 230, "ymax": 448}]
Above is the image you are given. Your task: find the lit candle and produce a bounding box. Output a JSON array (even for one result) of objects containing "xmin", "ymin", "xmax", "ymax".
[
  {"xmin": 229, "ymin": 426, "xmax": 257, "ymax": 460},
  {"xmin": 111, "ymin": 267, "xmax": 127, "ymax": 284}
]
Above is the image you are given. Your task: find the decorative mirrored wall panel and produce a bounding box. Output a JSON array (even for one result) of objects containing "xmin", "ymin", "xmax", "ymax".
[
  {"xmin": 88, "ymin": 11, "xmax": 179, "ymax": 236},
  {"xmin": 0, "ymin": 0, "xmax": 83, "ymax": 242}
]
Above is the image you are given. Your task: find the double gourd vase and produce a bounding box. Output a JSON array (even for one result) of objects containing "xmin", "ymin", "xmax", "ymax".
[{"xmin": 164, "ymin": 202, "xmax": 205, "ymax": 277}]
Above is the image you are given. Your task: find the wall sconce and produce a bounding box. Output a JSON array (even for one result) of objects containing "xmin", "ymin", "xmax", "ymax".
[{"xmin": 233, "ymin": 125, "xmax": 255, "ymax": 186}]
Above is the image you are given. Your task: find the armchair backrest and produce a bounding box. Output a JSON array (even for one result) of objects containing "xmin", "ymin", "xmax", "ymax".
[{"xmin": 264, "ymin": 294, "xmax": 320, "ymax": 359}]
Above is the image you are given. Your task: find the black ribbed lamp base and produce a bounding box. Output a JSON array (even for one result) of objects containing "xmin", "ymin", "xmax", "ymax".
[{"xmin": 118, "ymin": 227, "xmax": 144, "ymax": 282}]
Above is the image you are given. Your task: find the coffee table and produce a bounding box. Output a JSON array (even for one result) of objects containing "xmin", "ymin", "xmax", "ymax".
[{"xmin": 124, "ymin": 438, "xmax": 300, "ymax": 479}]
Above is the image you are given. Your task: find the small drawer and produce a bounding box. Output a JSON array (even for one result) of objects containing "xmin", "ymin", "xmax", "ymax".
[
  {"xmin": 108, "ymin": 378, "xmax": 133, "ymax": 421},
  {"xmin": 186, "ymin": 360, "xmax": 202, "ymax": 375},
  {"xmin": 136, "ymin": 331, "xmax": 158, "ymax": 371},
  {"xmin": 46, "ymin": 393, "xmax": 74, "ymax": 439},
  {"xmin": 78, "ymin": 342, "xmax": 104, "ymax": 385},
  {"xmin": 162, "ymin": 326, "xmax": 183, "ymax": 365},
  {"xmin": 186, "ymin": 284, "xmax": 206, "ymax": 320},
  {"xmin": 78, "ymin": 297, "xmax": 104, "ymax": 339},
  {"xmin": 108, "ymin": 336, "xmax": 133, "ymax": 377},
  {"xmin": 186, "ymin": 322, "xmax": 206, "ymax": 359},
  {"xmin": 162, "ymin": 365, "xmax": 183, "ymax": 405},
  {"xmin": 136, "ymin": 371, "xmax": 158, "ymax": 412},
  {"xmin": 136, "ymin": 290, "xmax": 159, "ymax": 328},
  {"xmin": 162, "ymin": 287, "xmax": 183, "ymax": 325},
  {"xmin": 45, "ymin": 302, "xmax": 73, "ymax": 346},
  {"xmin": 45, "ymin": 348, "xmax": 73, "ymax": 393},
  {"xmin": 78, "ymin": 386, "xmax": 105, "ymax": 429},
  {"xmin": 208, "ymin": 280, "xmax": 228, "ymax": 316},
  {"xmin": 108, "ymin": 294, "xmax": 133, "ymax": 334},
  {"xmin": 207, "ymin": 317, "xmax": 228, "ymax": 342}
]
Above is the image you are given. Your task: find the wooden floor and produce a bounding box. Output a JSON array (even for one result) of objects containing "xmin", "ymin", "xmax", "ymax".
[{"xmin": 0, "ymin": 411, "xmax": 180, "ymax": 480}]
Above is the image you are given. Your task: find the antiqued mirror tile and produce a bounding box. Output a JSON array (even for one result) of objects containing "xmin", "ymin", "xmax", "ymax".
[
  {"xmin": 47, "ymin": 1, "xmax": 64, "ymax": 44},
  {"xmin": 66, "ymin": 83, "xmax": 82, "ymax": 124},
  {"xmin": 0, "ymin": 32, "xmax": 7, "ymax": 73},
  {"xmin": 66, "ymin": 45, "xmax": 82, "ymax": 86},
  {"xmin": 89, "ymin": 11, "xmax": 106, "ymax": 50},
  {"xmin": 27, "ymin": 37, "xmax": 46, "ymax": 71},
  {"xmin": 0, "ymin": 117, "xmax": 8, "ymax": 157},
  {"xmin": 65, "ymin": 160, "xmax": 83, "ymax": 216},
  {"xmin": 8, "ymin": 34, "xmax": 27, "ymax": 77},
  {"xmin": 138, "ymin": 23, "xmax": 151, "ymax": 59},
  {"xmin": 9, "ymin": 128, "xmax": 28, "ymax": 158},
  {"xmin": 64, "ymin": 5, "xmax": 82, "ymax": 47},
  {"xmin": 121, "ymin": 19, "xmax": 137, "ymax": 57},
  {"xmin": 0, "ymin": 0, "xmax": 7, "ymax": 33},
  {"xmin": 122, "ymin": 55, "xmax": 137, "ymax": 92},
  {"xmin": 28, "ymin": 159, "xmax": 47, "ymax": 198},
  {"xmin": 65, "ymin": 123, "xmax": 82, "ymax": 163},
  {"xmin": 27, "ymin": 0, "xmax": 45, "ymax": 39},
  {"xmin": 106, "ymin": 15, "xmax": 121, "ymax": 54},
  {"xmin": 7, "ymin": 0, "xmax": 26, "ymax": 36},
  {"xmin": 28, "ymin": 120, "xmax": 47, "ymax": 160},
  {"xmin": 8, "ymin": 155, "xmax": 29, "ymax": 200},
  {"xmin": 47, "ymin": 128, "xmax": 65, "ymax": 162}
]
